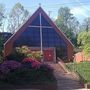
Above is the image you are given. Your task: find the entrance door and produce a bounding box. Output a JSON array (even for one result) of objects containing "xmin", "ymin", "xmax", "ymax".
[{"xmin": 43, "ymin": 49, "xmax": 54, "ymax": 62}]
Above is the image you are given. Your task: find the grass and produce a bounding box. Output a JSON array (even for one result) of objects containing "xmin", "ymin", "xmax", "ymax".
[{"xmin": 66, "ymin": 61, "xmax": 90, "ymax": 83}]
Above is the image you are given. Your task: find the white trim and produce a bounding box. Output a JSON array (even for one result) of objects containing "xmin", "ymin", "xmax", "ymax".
[
  {"xmin": 53, "ymin": 48, "xmax": 56, "ymax": 63},
  {"xmin": 28, "ymin": 25, "xmax": 52, "ymax": 28},
  {"xmin": 39, "ymin": 13, "xmax": 43, "ymax": 63}
]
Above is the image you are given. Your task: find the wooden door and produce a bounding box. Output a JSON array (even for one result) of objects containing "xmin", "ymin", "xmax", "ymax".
[{"xmin": 43, "ymin": 49, "xmax": 54, "ymax": 62}]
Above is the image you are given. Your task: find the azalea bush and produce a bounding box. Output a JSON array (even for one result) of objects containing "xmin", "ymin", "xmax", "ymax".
[
  {"xmin": 6, "ymin": 46, "xmax": 29, "ymax": 61},
  {"xmin": 4, "ymin": 65, "xmax": 54, "ymax": 84},
  {"xmin": 0, "ymin": 60, "xmax": 54, "ymax": 84},
  {"xmin": 16, "ymin": 46, "xmax": 30, "ymax": 55},
  {"xmin": 31, "ymin": 51, "xmax": 42, "ymax": 61},
  {"xmin": 1, "ymin": 46, "xmax": 55, "ymax": 84},
  {"xmin": 0, "ymin": 55, "xmax": 3, "ymax": 63},
  {"xmin": 16, "ymin": 46, "xmax": 42, "ymax": 61},
  {"xmin": 0, "ymin": 60, "xmax": 21, "ymax": 80},
  {"xmin": 0, "ymin": 60, "xmax": 21, "ymax": 74},
  {"xmin": 22, "ymin": 58, "xmax": 41, "ymax": 69},
  {"xmin": 6, "ymin": 46, "xmax": 42, "ymax": 62},
  {"xmin": 39, "ymin": 64, "xmax": 53, "ymax": 72},
  {"xmin": 6, "ymin": 50, "xmax": 25, "ymax": 62}
]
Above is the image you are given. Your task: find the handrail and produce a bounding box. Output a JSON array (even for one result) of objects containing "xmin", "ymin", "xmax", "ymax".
[{"xmin": 57, "ymin": 57, "xmax": 69, "ymax": 73}]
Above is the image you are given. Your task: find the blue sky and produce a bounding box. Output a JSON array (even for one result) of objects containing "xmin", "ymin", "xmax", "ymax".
[{"xmin": 0, "ymin": 0, "xmax": 90, "ymax": 24}]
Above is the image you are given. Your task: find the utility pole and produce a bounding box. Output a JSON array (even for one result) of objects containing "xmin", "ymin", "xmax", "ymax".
[{"xmin": 48, "ymin": 11, "xmax": 52, "ymax": 17}]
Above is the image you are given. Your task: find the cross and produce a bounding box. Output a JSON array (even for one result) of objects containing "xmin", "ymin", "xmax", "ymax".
[{"xmin": 39, "ymin": 3, "xmax": 41, "ymax": 7}]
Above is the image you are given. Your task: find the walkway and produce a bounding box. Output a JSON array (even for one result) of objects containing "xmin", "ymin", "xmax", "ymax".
[{"xmin": 49, "ymin": 63, "xmax": 84, "ymax": 90}]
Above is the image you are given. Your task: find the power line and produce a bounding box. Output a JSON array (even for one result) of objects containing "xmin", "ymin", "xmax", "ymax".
[
  {"xmin": 1, "ymin": 1, "xmax": 90, "ymax": 20},
  {"xmin": 43, "ymin": 1, "xmax": 90, "ymax": 7},
  {"xmin": 3, "ymin": 1, "xmax": 90, "ymax": 10},
  {"xmin": 25, "ymin": 1, "xmax": 90, "ymax": 8}
]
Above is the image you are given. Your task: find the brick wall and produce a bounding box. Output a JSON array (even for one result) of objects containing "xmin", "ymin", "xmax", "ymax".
[{"xmin": 74, "ymin": 52, "xmax": 90, "ymax": 63}]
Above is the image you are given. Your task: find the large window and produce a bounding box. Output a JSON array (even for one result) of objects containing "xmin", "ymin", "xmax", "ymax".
[
  {"xmin": 13, "ymin": 13, "xmax": 67, "ymax": 58},
  {"xmin": 42, "ymin": 28, "xmax": 67, "ymax": 47}
]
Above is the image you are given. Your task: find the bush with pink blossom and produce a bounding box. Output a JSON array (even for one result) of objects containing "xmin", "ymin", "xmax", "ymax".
[
  {"xmin": 0, "ymin": 46, "xmax": 55, "ymax": 84},
  {"xmin": 0, "ymin": 60, "xmax": 21, "ymax": 74},
  {"xmin": 22, "ymin": 58, "xmax": 41, "ymax": 69},
  {"xmin": 0, "ymin": 60, "xmax": 55, "ymax": 84}
]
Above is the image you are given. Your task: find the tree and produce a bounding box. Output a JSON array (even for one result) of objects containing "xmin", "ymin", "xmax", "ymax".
[
  {"xmin": 55, "ymin": 7, "xmax": 79, "ymax": 46},
  {"xmin": 77, "ymin": 31, "xmax": 88, "ymax": 46},
  {"xmin": 0, "ymin": 35, "xmax": 3, "ymax": 53},
  {"xmin": 0, "ymin": 3, "xmax": 5, "ymax": 32},
  {"xmin": 81, "ymin": 17, "xmax": 90, "ymax": 32},
  {"xmin": 0, "ymin": 34, "xmax": 3, "ymax": 63},
  {"xmin": 7, "ymin": 2, "xmax": 29, "ymax": 33},
  {"xmin": 77, "ymin": 30, "xmax": 90, "ymax": 57}
]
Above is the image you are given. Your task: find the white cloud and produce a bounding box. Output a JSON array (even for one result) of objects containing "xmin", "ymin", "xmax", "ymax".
[{"xmin": 70, "ymin": 7, "xmax": 88, "ymax": 17}]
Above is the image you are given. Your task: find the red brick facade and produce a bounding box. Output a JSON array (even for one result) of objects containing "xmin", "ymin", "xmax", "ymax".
[{"xmin": 74, "ymin": 52, "xmax": 90, "ymax": 63}]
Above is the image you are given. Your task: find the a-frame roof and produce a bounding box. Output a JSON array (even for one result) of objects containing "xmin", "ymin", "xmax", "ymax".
[{"xmin": 4, "ymin": 7, "xmax": 73, "ymax": 47}]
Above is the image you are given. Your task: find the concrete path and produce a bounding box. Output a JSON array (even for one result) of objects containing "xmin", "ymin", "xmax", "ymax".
[{"xmin": 49, "ymin": 63, "xmax": 84, "ymax": 90}]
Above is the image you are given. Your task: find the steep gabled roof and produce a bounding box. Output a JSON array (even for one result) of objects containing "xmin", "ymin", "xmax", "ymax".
[{"xmin": 4, "ymin": 7, "xmax": 73, "ymax": 47}]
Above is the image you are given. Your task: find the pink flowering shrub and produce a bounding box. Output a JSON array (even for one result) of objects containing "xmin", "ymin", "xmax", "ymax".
[
  {"xmin": 22, "ymin": 58, "xmax": 34, "ymax": 62},
  {"xmin": 22, "ymin": 58, "xmax": 41, "ymax": 69},
  {"xmin": 0, "ymin": 60, "xmax": 54, "ymax": 84},
  {"xmin": 32, "ymin": 60, "xmax": 41, "ymax": 68},
  {"xmin": 0, "ymin": 60, "xmax": 21, "ymax": 74}
]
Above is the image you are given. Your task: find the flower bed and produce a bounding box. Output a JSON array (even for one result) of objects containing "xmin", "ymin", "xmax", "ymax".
[
  {"xmin": 0, "ymin": 60, "xmax": 21, "ymax": 74},
  {"xmin": 22, "ymin": 58, "xmax": 41, "ymax": 69},
  {"xmin": 0, "ymin": 59, "xmax": 55, "ymax": 85},
  {"xmin": 6, "ymin": 46, "xmax": 42, "ymax": 62},
  {"xmin": 0, "ymin": 46, "xmax": 56, "ymax": 85}
]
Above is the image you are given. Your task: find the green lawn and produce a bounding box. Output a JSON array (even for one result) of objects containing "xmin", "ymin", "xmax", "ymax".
[{"xmin": 66, "ymin": 61, "xmax": 90, "ymax": 83}]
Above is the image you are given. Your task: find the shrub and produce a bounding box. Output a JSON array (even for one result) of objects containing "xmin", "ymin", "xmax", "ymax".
[
  {"xmin": 6, "ymin": 49, "xmax": 26, "ymax": 62},
  {"xmin": 31, "ymin": 51, "xmax": 42, "ymax": 61},
  {"xmin": 2, "ymin": 64, "xmax": 54, "ymax": 84},
  {"xmin": 0, "ymin": 55, "xmax": 3, "ymax": 63},
  {"xmin": 0, "ymin": 60, "xmax": 21, "ymax": 74},
  {"xmin": 22, "ymin": 57, "xmax": 34, "ymax": 62},
  {"xmin": 5, "ymin": 68, "xmax": 39, "ymax": 84},
  {"xmin": 37, "ymin": 64, "xmax": 54, "ymax": 81},
  {"xmin": 26, "ymin": 53, "xmax": 33, "ymax": 58},
  {"xmin": 6, "ymin": 46, "xmax": 42, "ymax": 62},
  {"xmin": 16, "ymin": 46, "xmax": 42, "ymax": 62},
  {"xmin": 16, "ymin": 46, "xmax": 30, "ymax": 54},
  {"xmin": 39, "ymin": 64, "xmax": 53, "ymax": 75},
  {"xmin": 22, "ymin": 58, "xmax": 41, "ymax": 69}
]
